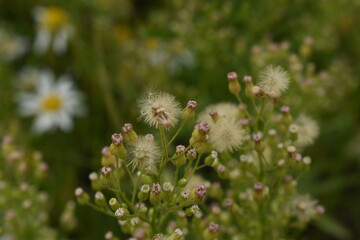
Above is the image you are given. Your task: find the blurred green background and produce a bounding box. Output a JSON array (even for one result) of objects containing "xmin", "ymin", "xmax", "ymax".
[{"xmin": 1, "ymin": 0, "xmax": 359, "ymax": 239}]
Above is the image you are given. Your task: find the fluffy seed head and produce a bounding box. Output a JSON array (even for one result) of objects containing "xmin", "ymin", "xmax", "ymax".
[
  {"xmin": 258, "ymin": 65, "xmax": 290, "ymax": 97},
  {"xmin": 138, "ymin": 91, "xmax": 182, "ymax": 128},
  {"xmin": 210, "ymin": 118, "xmax": 245, "ymax": 152},
  {"xmin": 294, "ymin": 114, "xmax": 319, "ymax": 147},
  {"xmin": 129, "ymin": 135, "xmax": 160, "ymax": 175}
]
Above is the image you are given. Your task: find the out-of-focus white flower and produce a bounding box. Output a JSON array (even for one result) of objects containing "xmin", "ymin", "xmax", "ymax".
[
  {"xmin": 138, "ymin": 91, "xmax": 182, "ymax": 129},
  {"xmin": 294, "ymin": 114, "xmax": 319, "ymax": 147},
  {"xmin": 33, "ymin": 6, "xmax": 73, "ymax": 55},
  {"xmin": 17, "ymin": 70, "xmax": 85, "ymax": 133},
  {"xmin": 197, "ymin": 102, "xmax": 239, "ymax": 124},
  {"xmin": 258, "ymin": 65, "xmax": 290, "ymax": 97},
  {"xmin": 0, "ymin": 29, "xmax": 27, "ymax": 61}
]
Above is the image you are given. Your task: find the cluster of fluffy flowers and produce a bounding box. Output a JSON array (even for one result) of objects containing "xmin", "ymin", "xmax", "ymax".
[
  {"xmin": 0, "ymin": 133, "xmax": 77, "ymax": 240},
  {"xmin": 75, "ymin": 66, "xmax": 324, "ymax": 239}
]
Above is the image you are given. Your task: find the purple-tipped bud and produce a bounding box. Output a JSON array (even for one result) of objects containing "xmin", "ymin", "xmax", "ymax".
[
  {"xmin": 152, "ymin": 183, "xmax": 162, "ymax": 194},
  {"xmin": 187, "ymin": 100, "xmax": 197, "ymax": 109},
  {"xmin": 227, "ymin": 72, "xmax": 238, "ymax": 82},
  {"xmin": 284, "ymin": 175, "xmax": 293, "ymax": 183},
  {"xmin": 239, "ymin": 119, "xmax": 250, "ymax": 126},
  {"xmin": 195, "ymin": 185, "xmax": 207, "ymax": 197},
  {"xmin": 209, "ymin": 110, "xmax": 218, "ymax": 117},
  {"xmin": 209, "ymin": 222, "xmax": 219, "ymax": 233},
  {"xmin": 101, "ymin": 167, "xmax": 112, "ymax": 176},
  {"xmin": 111, "ymin": 133, "xmax": 124, "ymax": 145},
  {"xmin": 253, "ymin": 134, "xmax": 262, "ymax": 143},
  {"xmin": 101, "ymin": 146, "xmax": 111, "ymax": 156},
  {"xmin": 281, "ymin": 106, "xmax": 291, "ymax": 114},
  {"xmin": 122, "ymin": 123, "xmax": 133, "ymax": 133},
  {"xmin": 196, "ymin": 121, "xmax": 210, "ymax": 134},
  {"xmin": 243, "ymin": 75, "xmax": 253, "ymax": 83},
  {"xmin": 253, "ymin": 182, "xmax": 264, "ymax": 192},
  {"xmin": 187, "ymin": 148, "xmax": 197, "ymax": 159},
  {"xmin": 176, "ymin": 145, "xmax": 186, "ymax": 154}
]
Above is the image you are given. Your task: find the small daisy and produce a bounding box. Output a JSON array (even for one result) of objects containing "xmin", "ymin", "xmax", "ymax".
[
  {"xmin": 258, "ymin": 65, "xmax": 290, "ymax": 97},
  {"xmin": 128, "ymin": 135, "xmax": 161, "ymax": 175},
  {"xmin": 17, "ymin": 70, "xmax": 84, "ymax": 133},
  {"xmin": 33, "ymin": 6, "xmax": 73, "ymax": 55},
  {"xmin": 138, "ymin": 91, "xmax": 182, "ymax": 129},
  {"xmin": 294, "ymin": 114, "xmax": 319, "ymax": 147}
]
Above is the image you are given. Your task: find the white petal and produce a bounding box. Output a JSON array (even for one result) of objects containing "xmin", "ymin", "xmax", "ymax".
[
  {"xmin": 53, "ymin": 28, "xmax": 68, "ymax": 55},
  {"xmin": 32, "ymin": 114, "xmax": 56, "ymax": 134},
  {"xmin": 33, "ymin": 28, "xmax": 51, "ymax": 55},
  {"xmin": 56, "ymin": 111, "xmax": 73, "ymax": 131}
]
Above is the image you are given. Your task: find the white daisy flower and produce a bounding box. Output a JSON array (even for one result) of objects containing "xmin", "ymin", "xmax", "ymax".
[
  {"xmin": 258, "ymin": 65, "xmax": 290, "ymax": 97},
  {"xmin": 294, "ymin": 114, "xmax": 319, "ymax": 147},
  {"xmin": 138, "ymin": 91, "xmax": 182, "ymax": 129},
  {"xmin": 33, "ymin": 6, "xmax": 73, "ymax": 55},
  {"xmin": 17, "ymin": 70, "xmax": 85, "ymax": 133},
  {"xmin": 0, "ymin": 29, "xmax": 27, "ymax": 62}
]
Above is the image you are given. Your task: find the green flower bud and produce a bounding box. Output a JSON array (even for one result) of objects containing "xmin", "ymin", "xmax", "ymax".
[
  {"xmin": 172, "ymin": 145, "xmax": 187, "ymax": 167},
  {"xmin": 101, "ymin": 147, "xmax": 116, "ymax": 167},
  {"xmin": 227, "ymin": 72, "xmax": 241, "ymax": 96},
  {"xmin": 122, "ymin": 123, "xmax": 138, "ymax": 144},
  {"xmin": 114, "ymin": 207, "xmax": 129, "ymax": 221},
  {"xmin": 109, "ymin": 133, "xmax": 127, "ymax": 159},
  {"xmin": 94, "ymin": 191, "xmax": 106, "ymax": 206},
  {"xmin": 141, "ymin": 174, "xmax": 154, "ymax": 185},
  {"xmin": 178, "ymin": 178, "xmax": 187, "ymax": 187},
  {"xmin": 252, "ymin": 182, "xmax": 269, "ymax": 203},
  {"xmin": 168, "ymin": 228, "xmax": 184, "ymax": 240},
  {"xmin": 203, "ymin": 222, "xmax": 219, "ymax": 240},
  {"xmin": 89, "ymin": 172, "xmax": 102, "ymax": 191},
  {"xmin": 138, "ymin": 184, "xmax": 150, "ymax": 201},
  {"xmin": 150, "ymin": 183, "xmax": 164, "ymax": 205},
  {"xmin": 205, "ymin": 151, "xmax": 218, "ymax": 166},
  {"xmin": 109, "ymin": 198, "xmax": 121, "ymax": 211},
  {"xmin": 75, "ymin": 188, "xmax": 89, "ymax": 205},
  {"xmin": 176, "ymin": 211, "xmax": 188, "ymax": 228},
  {"xmin": 182, "ymin": 101, "xmax": 197, "ymax": 122}
]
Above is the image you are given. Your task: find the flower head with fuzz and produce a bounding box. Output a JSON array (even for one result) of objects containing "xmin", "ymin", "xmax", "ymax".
[
  {"xmin": 294, "ymin": 114, "xmax": 319, "ymax": 147},
  {"xmin": 210, "ymin": 118, "xmax": 245, "ymax": 152},
  {"xmin": 128, "ymin": 135, "xmax": 161, "ymax": 175},
  {"xmin": 258, "ymin": 65, "xmax": 290, "ymax": 97},
  {"xmin": 138, "ymin": 91, "xmax": 182, "ymax": 129}
]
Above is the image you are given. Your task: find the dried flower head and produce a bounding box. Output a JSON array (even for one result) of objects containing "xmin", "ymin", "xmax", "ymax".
[
  {"xmin": 129, "ymin": 135, "xmax": 161, "ymax": 175},
  {"xmin": 258, "ymin": 65, "xmax": 290, "ymax": 97},
  {"xmin": 294, "ymin": 114, "xmax": 319, "ymax": 147},
  {"xmin": 138, "ymin": 91, "xmax": 182, "ymax": 128},
  {"xmin": 210, "ymin": 118, "xmax": 245, "ymax": 152}
]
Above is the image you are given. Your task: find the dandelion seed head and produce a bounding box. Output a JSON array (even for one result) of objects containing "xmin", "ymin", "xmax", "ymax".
[
  {"xmin": 129, "ymin": 135, "xmax": 160, "ymax": 175},
  {"xmin": 258, "ymin": 65, "xmax": 290, "ymax": 97},
  {"xmin": 211, "ymin": 118, "xmax": 245, "ymax": 152},
  {"xmin": 295, "ymin": 114, "xmax": 319, "ymax": 147},
  {"xmin": 138, "ymin": 91, "xmax": 182, "ymax": 128}
]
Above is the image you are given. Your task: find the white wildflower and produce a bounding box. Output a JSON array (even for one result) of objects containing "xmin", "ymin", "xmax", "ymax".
[
  {"xmin": 138, "ymin": 91, "xmax": 182, "ymax": 129},
  {"xmin": 294, "ymin": 114, "xmax": 319, "ymax": 147},
  {"xmin": 258, "ymin": 65, "xmax": 290, "ymax": 97},
  {"xmin": 33, "ymin": 6, "xmax": 73, "ymax": 55},
  {"xmin": 17, "ymin": 70, "xmax": 85, "ymax": 134},
  {"xmin": 198, "ymin": 102, "xmax": 239, "ymax": 124}
]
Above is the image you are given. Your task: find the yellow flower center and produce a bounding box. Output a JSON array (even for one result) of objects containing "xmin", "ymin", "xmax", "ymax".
[
  {"xmin": 41, "ymin": 93, "xmax": 63, "ymax": 112},
  {"xmin": 42, "ymin": 7, "xmax": 68, "ymax": 31}
]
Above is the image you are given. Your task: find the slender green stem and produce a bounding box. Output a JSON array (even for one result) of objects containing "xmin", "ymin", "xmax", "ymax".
[
  {"xmin": 257, "ymin": 152, "xmax": 265, "ymax": 181},
  {"xmin": 159, "ymin": 126, "xmax": 169, "ymax": 175},
  {"xmin": 86, "ymin": 202, "xmax": 115, "ymax": 218},
  {"xmin": 123, "ymin": 161, "xmax": 134, "ymax": 184},
  {"xmin": 168, "ymin": 121, "xmax": 184, "ymax": 146},
  {"xmin": 132, "ymin": 173, "xmax": 142, "ymax": 205},
  {"xmin": 254, "ymin": 99, "xmax": 266, "ymax": 127}
]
